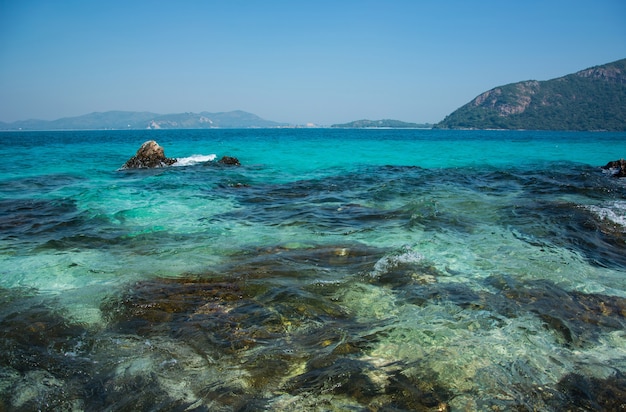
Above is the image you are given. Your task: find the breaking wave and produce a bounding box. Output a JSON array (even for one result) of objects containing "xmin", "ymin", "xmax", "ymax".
[
  {"xmin": 586, "ymin": 201, "xmax": 626, "ymax": 231},
  {"xmin": 173, "ymin": 154, "xmax": 217, "ymax": 166},
  {"xmin": 369, "ymin": 246, "xmax": 426, "ymax": 278}
]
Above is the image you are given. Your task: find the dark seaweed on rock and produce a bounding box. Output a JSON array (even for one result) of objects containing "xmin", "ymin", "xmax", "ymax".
[
  {"xmin": 0, "ymin": 173, "xmax": 85, "ymax": 196},
  {"xmin": 216, "ymin": 183, "xmax": 406, "ymax": 236},
  {"xmin": 393, "ymin": 273, "xmax": 626, "ymax": 348},
  {"xmin": 101, "ymin": 277, "xmax": 276, "ymax": 353},
  {"xmin": 401, "ymin": 282, "xmax": 484, "ymax": 308},
  {"xmin": 551, "ymin": 372, "xmax": 626, "ymax": 411},
  {"xmin": 505, "ymin": 199, "xmax": 626, "ymax": 270},
  {"xmin": 96, "ymin": 243, "xmax": 441, "ymax": 408},
  {"xmin": 0, "ymin": 293, "xmax": 93, "ymax": 410},
  {"xmin": 84, "ymin": 371, "xmax": 209, "ymax": 412},
  {"xmin": 383, "ymin": 368, "xmax": 454, "ymax": 412},
  {"xmin": 0, "ymin": 294, "xmax": 90, "ymax": 376},
  {"xmin": 100, "ymin": 243, "xmax": 384, "ymax": 359},
  {"xmin": 0, "ymin": 197, "xmax": 140, "ymax": 254},
  {"xmin": 496, "ymin": 371, "xmax": 626, "ymax": 411},
  {"xmin": 284, "ymin": 357, "xmax": 380, "ymax": 401},
  {"xmin": 498, "ymin": 164, "xmax": 626, "ymax": 269},
  {"xmin": 3, "ymin": 248, "xmax": 626, "ymax": 410},
  {"xmin": 230, "ymin": 243, "xmax": 387, "ymax": 281},
  {"xmin": 214, "ymin": 166, "xmax": 436, "ymax": 236},
  {"xmin": 487, "ymin": 276, "xmax": 626, "ymax": 347},
  {"xmin": 0, "ymin": 198, "xmax": 79, "ymax": 240},
  {"xmin": 282, "ymin": 345, "xmax": 454, "ymax": 411}
]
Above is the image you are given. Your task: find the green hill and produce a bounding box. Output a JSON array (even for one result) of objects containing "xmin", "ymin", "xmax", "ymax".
[{"xmin": 436, "ymin": 58, "xmax": 626, "ymax": 131}]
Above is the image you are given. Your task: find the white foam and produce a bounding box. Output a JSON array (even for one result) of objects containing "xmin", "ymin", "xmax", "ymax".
[
  {"xmin": 370, "ymin": 246, "xmax": 425, "ymax": 277},
  {"xmin": 173, "ymin": 154, "xmax": 217, "ymax": 167},
  {"xmin": 586, "ymin": 201, "xmax": 626, "ymax": 231}
]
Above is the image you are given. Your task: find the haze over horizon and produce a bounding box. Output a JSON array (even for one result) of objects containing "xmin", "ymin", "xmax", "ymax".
[{"xmin": 1, "ymin": 1, "xmax": 625, "ymax": 125}]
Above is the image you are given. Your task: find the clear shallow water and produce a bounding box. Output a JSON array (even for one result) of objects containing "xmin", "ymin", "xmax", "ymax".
[{"xmin": 1, "ymin": 129, "xmax": 626, "ymax": 410}]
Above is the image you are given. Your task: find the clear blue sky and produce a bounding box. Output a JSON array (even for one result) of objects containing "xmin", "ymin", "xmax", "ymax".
[{"xmin": 1, "ymin": 0, "xmax": 624, "ymax": 125}]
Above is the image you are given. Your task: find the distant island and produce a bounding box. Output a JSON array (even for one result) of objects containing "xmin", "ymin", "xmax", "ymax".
[
  {"xmin": 436, "ymin": 58, "xmax": 626, "ymax": 131},
  {"xmin": 0, "ymin": 110, "xmax": 287, "ymax": 131},
  {"xmin": 2, "ymin": 58, "xmax": 624, "ymax": 132},
  {"xmin": 331, "ymin": 119, "xmax": 432, "ymax": 128}
]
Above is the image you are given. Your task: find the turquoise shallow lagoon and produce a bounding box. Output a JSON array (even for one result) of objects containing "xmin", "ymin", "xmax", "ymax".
[{"xmin": 1, "ymin": 129, "xmax": 626, "ymax": 410}]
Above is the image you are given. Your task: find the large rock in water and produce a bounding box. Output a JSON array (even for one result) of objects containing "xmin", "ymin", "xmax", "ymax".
[
  {"xmin": 217, "ymin": 156, "xmax": 241, "ymax": 166},
  {"xmin": 602, "ymin": 159, "xmax": 626, "ymax": 177},
  {"xmin": 121, "ymin": 140, "xmax": 177, "ymax": 169}
]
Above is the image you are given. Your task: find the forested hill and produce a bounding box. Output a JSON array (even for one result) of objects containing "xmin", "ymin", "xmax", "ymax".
[{"xmin": 436, "ymin": 58, "xmax": 626, "ymax": 131}]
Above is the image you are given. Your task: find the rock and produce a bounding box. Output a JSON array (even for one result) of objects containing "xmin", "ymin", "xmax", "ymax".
[
  {"xmin": 601, "ymin": 159, "xmax": 626, "ymax": 177},
  {"xmin": 551, "ymin": 372, "xmax": 626, "ymax": 411},
  {"xmin": 120, "ymin": 141, "xmax": 177, "ymax": 169},
  {"xmin": 218, "ymin": 156, "xmax": 241, "ymax": 166}
]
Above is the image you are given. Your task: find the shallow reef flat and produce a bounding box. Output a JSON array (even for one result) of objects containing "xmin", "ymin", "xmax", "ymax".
[
  {"xmin": 2, "ymin": 241, "xmax": 626, "ymax": 410},
  {"xmin": 1, "ymin": 129, "xmax": 626, "ymax": 410}
]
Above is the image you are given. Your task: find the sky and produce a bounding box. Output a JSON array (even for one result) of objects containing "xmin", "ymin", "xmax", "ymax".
[{"xmin": 0, "ymin": 1, "xmax": 625, "ymax": 125}]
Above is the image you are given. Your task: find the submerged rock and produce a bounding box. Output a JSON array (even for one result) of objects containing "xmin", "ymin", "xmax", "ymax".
[
  {"xmin": 0, "ymin": 293, "xmax": 93, "ymax": 410},
  {"xmin": 550, "ymin": 372, "xmax": 626, "ymax": 411},
  {"xmin": 601, "ymin": 159, "xmax": 626, "ymax": 177},
  {"xmin": 486, "ymin": 276, "xmax": 626, "ymax": 347},
  {"xmin": 284, "ymin": 357, "xmax": 380, "ymax": 403},
  {"xmin": 120, "ymin": 140, "xmax": 177, "ymax": 169}
]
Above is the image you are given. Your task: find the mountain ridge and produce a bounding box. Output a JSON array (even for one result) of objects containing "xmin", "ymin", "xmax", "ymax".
[
  {"xmin": 0, "ymin": 110, "xmax": 286, "ymax": 130},
  {"xmin": 436, "ymin": 58, "xmax": 626, "ymax": 131}
]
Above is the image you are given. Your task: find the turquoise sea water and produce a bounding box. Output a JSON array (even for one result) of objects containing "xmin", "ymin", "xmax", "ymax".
[{"xmin": 1, "ymin": 129, "xmax": 626, "ymax": 410}]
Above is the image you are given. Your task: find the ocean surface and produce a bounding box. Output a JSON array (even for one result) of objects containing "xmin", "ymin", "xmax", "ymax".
[{"xmin": 1, "ymin": 128, "xmax": 626, "ymax": 410}]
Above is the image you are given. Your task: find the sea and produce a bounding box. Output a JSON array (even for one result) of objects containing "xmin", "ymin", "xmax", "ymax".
[{"xmin": 1, "ymin": 128, "xmax": 625, "ymax": 411}]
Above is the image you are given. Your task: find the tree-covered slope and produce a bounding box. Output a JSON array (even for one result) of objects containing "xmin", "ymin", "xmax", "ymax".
[{"xmin": 436, "ymin": 58, "xmax": 626, "ymax": 131}]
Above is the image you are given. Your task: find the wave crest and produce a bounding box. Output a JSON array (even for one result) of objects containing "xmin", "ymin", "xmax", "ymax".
[
  {"xmin": 586, "ymin": 201, "xmax": 626, "ymax": 231},
  {"xmin": 369, "ymin": 246, "xmax": 426, "ymax": 278},
  {"xmin": 173, "ymin": 154, "xmax": 217, "ymax": 167}
]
